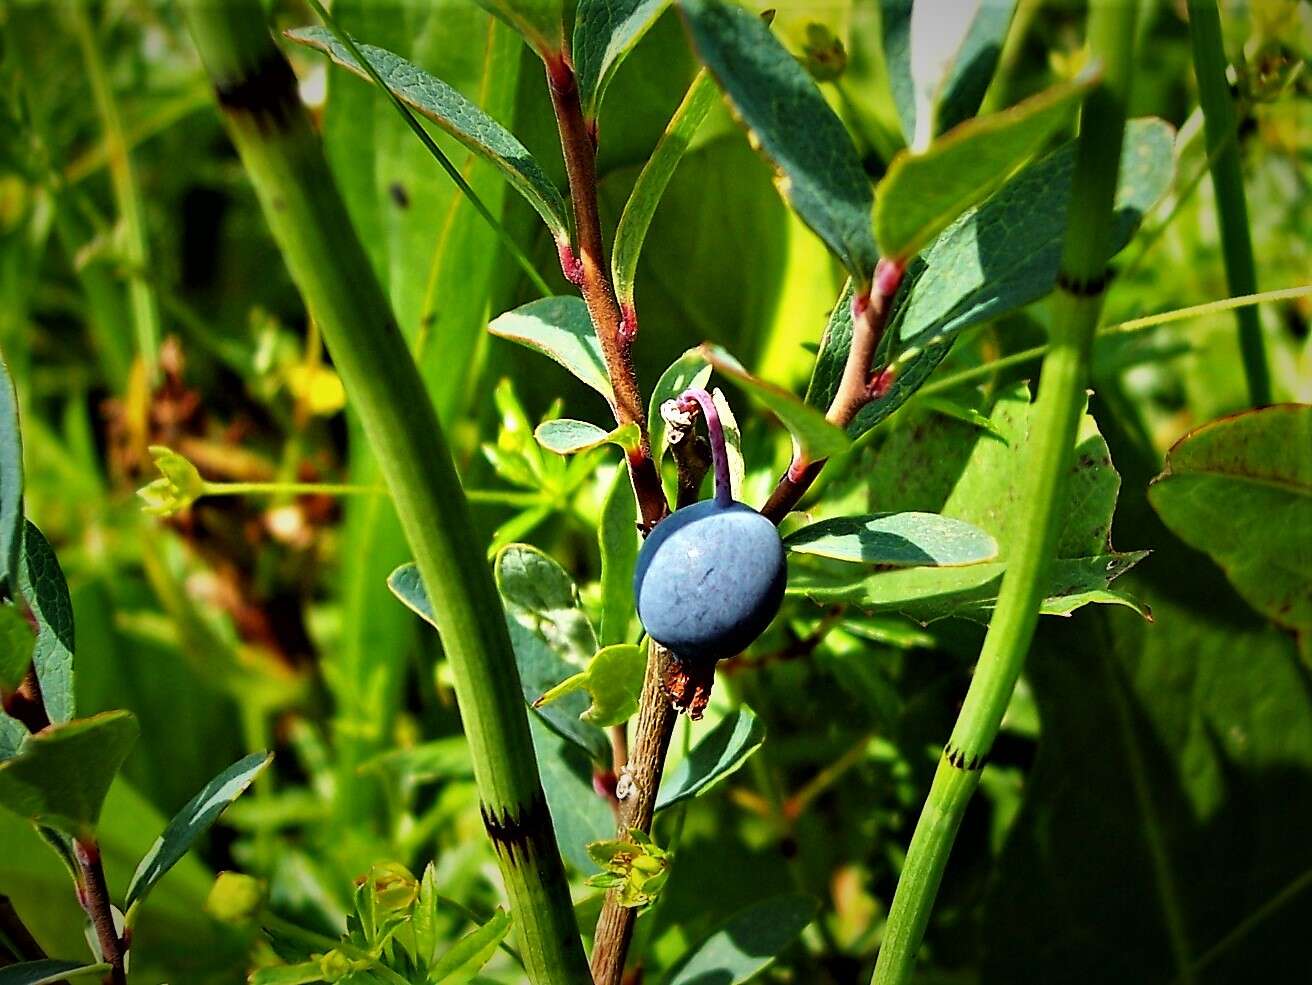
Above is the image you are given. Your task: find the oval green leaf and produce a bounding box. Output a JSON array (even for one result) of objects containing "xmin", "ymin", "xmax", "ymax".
[
  {"xmin": 489, "ymin": 297, "xmax": 613, "ymax": 402},
  {"xmin": 0, "ymin": 960, "xmax": 111, "ymax": 985},
  {"xmin": 534, "ymin": 419, "xmax": 639, "ymax": 455},
  {"xmin": 612, "ymin": 69, "xmax": 717, "ymax": 305},
  {"xmin": 286, "ymin": 27, "xmax": 570, "ymax": 243},
  {"xmin": 599, "ymin": 467, "xmax": 639, "ymax": 647},
  {"xmin": 882, "ymin": 0, "xmax": 1018, "ymax": 149},
  {"xmin": 17, "ymin": 522, "xmax": 75, "ymax": 725},
  {"xmin": 125, "ymin": 750, "xmax": 273, "ymax": 910},
  {"xmin": 655, "ymin": 706, "xmax": 764, "ymax": 811},
  {"xmin": 784, "ymin": 512, "xmax": 998, "ymax": 567},
  {"xmin": 680, "ymin": 0, "xmax": 878, "ymax": 282},
  {"xmin": 875, "ymin": 72, "xmax": 1097, "ymax": 261},
  {"xmin": 574, "ymin": 0, "xmax": 672, "ymax": 118},
  {"xmin": 1148, "ymin": 404, "xmax": 1312, "ymax": 631},
  {"xmin": 430, "ymin": 908, "xmax": 512, "ymax": 983},
  {"xmin": 701, "ymin": 344, "xmax": 849, "ymax": 462},
  {"xmin": 0, "ymin": 710, "xmax": 138, "ymax": 839},
  {"xmin": 666, "ymin": 893, "xmax": 817, "ymax": 985}
]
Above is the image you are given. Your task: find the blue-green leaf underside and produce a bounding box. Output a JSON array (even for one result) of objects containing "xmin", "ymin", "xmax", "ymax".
[
  {"xmin": 125, "ymin": 750, "xmax": 272, "ymax": 909},
  {"xmin": 655, "ymin": 707, "xmax": 764, "ymax": 811},
  {"xmin": 784, "ymin": 512, "xmax": 998, "ymax": 567},
  {"xmin": 574, "ymin": 0, "xmax": 672, "ymax": 118},
  {"xmin": 489, "ymin": 297, "xmax": 614, "ymax": 402},
  {"xmin": 17, "ymin": 522, "xmax": 75, "ymax": 725},
  {"xmin": 680, "ymin": 0, "xmax": 878, "ymax": 281},
  {"xmin": 286, "ymin": 27, "xmax": 570, "ymax": 242}
]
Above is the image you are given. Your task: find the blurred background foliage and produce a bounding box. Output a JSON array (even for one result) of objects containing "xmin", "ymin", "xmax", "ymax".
[{"xmin": 0, "ymin": 0, "xmax": 1309, "ymax": 982}]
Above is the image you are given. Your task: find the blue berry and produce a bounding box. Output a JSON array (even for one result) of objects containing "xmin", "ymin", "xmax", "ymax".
[{"xmin": 634, "ymin": 498, "xmax": 786, "ymax": 662}]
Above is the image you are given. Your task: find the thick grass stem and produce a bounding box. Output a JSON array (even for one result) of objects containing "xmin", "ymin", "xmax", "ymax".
[
  {"xmin": 179, "ymin": 6, "xmax": 590, "ymax": 981},
  {"xmin": 871, "ymin": 1, "xmax": 1139, "ymax": 981}
]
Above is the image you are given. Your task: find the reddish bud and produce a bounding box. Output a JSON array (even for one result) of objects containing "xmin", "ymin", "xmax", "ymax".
[
  {"xmin": 870, "ymin": 365, "xmax": 898, "ymax": 398},
  {"xmin": 619, "ymin": 303, "xmax": 639, "ymax": 344},
  {"xmin": 874, "ymin": 258, "xmax": 904, "ymax": 300}
]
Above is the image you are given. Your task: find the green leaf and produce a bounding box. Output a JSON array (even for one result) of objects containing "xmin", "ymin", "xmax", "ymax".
[
  {"xmin": 598, "ymin": 467, "xmax": 639, "ymax": 647},
  {"xmin": 474, "ymin": 0, "xmax": 564, "ymax": 58},
  {"xmin": 656, "ymin": 707, "xmax": 764, "ymax": 811},
  {"xmin": 680, "ymin": 0, "xmax": 878, "ymax": 281},
  {"xmin": 611, "ymin": 70, "xmax": 718, "ymax": 305},
  {"xmin": 495, "ymin": 546, "xmax": 612, "ymax": 762},
  {"xmin": 574, "ymin": 0, "xmax": 672, "ymax": 118},
  {"xmin": 0, "ymin": 960, "xmax": 111, "ymax": 985},
  {"xmin": 982, "ymin": 575, "xmax": 1312, "ymax": 983},
  {"xmin": 489, "ymin": 297, "xmax": 613, "ymax": 402},
  {"xmin": 248, "ymin": 964, "xmax": 325, "ymax": 985},
  {"xmin": 806, "ymin": 119, "xmax": 1174, "ymax": 437},
  {"xmin": 791, "ymin": 553, "xmax": 1148, "ymax": 625},
  {"xmin": 286, "ymin": 27, "xmax": 570, "ymax": 243},
  {"xmin": 0, "ymin": 713, "xmax": 25, "ymax": 760},
  {"xmin": 889, "ymin": 118, "xmax": 1174, "ymax": 355},
  {"xmin": 0, "ymin": 710, "xmax": 138, "ymax": 838},
  {"xmin": 796, "ymin": 383, "xmax": 1149, "ymax": 622},
  {"xmin": 784, "ymin": 512, "xmax": 998, "ymax": 566},
  {"xmin": 648, "ymin": 349, "xmax": 712, "ymax": 467},
  {"xmin": 534, "ymin": 419, "xmax": 639, "ymax": 455},
  {"xmin": 528, "ymin": 713, "xmax": 613, "ymax": 874},
  {"xmin": 428, "ymin": 908, "xmax": 511, "ymax": 984},
  {"xmin": 0, "ymin": 352, "xmax": 20, "ymax": 597},
  {"xmin": 17, "ymin": 522, "xmax": 75, "ymax": 725},
  {"xmin": 701, "ymin": 344, "xmax": 849, "ymax": 463},
  {"xmin": 874, "ymin": 73, "xmax": 1096, "ymax": 261},
  {"xmin": 881, "ymin": 0, "xmax": 1018, "ymax": 149},
  {"xmin": 665, "ymin": 893, "xmax": 818, "ymax": 985},
  {"xmin": 1148, "ymin": 405, "xmax": 1312, "ymax": 631},
  {"xmin": 125, "ymin": 750, "xmax": 272, "ymax": 911},
  {"xmin": 389, "ymin": 553, "xmax": 610, "ymax": 764},
  {"xmin": 0, "ymin": 602, "xmax": 34, "ymax": 692},
  {"xmin": 535, "ymin": 643, "xmax": 645, "ymax": 727}
]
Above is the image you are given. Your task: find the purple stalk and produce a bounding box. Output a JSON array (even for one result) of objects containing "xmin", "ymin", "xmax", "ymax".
[{"xmin": 677, "ymin": 387, "xmax": 732, "ymax": 505}]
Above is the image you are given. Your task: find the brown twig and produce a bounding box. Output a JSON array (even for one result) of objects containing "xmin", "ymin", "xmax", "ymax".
[
  {"xmin": 74, "ymin": 840, "xmax": 126, "ymax": 985},
  {"xmin": 545, "ymin": 55, "xmax": 667, "ymax": 532},
  {"xmin": 761, "ymin": 260, "xmax": 905, "ymax": 524},
  {"xmin": 590, "ymin": 644, "xmax": 679, "ymax": 985}
]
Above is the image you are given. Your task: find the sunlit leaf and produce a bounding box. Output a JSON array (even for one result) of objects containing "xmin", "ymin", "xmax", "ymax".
[
  {"xmin": 680, "ymin": 0, "xmax": 878, "ymax": 281},
  {"xmin": 599, "ymin": 468, "xmax": 639, "ymax": 647},
  {"xmin": 784, "ymin": 512, "xmax": 998, "ymax": 567},
  {"xmin": 882, "ymin": 0, "xmax": 1018, "ymax": 149},
  {"xmin": 534, "ymin": 643, "xmax": 645, "ymax": 727},
  {"xmin": 0, "ymin": 960, "xmax": 111, "ymax": 985},
  {"xmin": 474, "ymin": 0, "xmax": 564, "ymax": 58},
  {"xmin": 489, "ymin": 297, "xmax": 613, "ymax": 401},
  {"xmin": 287, "ymin": 27, "xmax": 570, "ymax": 243},
  {"xmin": 429, "ymin": 908, "xmax": 512, "ymax": 983},
  {"xmin": 534, "ymin": 419, "xmax": 639, "ymax": 455},
  {"xmin": 125, "ymin": 750, "xmax": 272, "ymax": 910},
  {"xmin": 612, "ymin": 70, "xmax": 717, "ymax": 305},
  {"xmin": 875, "ymin": 73, "xmax": 1096, "ymax": 261}
]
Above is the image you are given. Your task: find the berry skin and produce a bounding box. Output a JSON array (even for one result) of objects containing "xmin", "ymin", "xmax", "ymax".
[{"xmin": 634, "ymin": 498, "xmax": 786, "ymax": 662}]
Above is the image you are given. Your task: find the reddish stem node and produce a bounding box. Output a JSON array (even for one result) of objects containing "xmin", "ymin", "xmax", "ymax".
[
  {"xmin": 619, "ymin": 302, "xmax": 639, "ymax": 344},
  {"xmin": 556, "ymin": 239, "xmax": 584, "ymax": 285}
]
